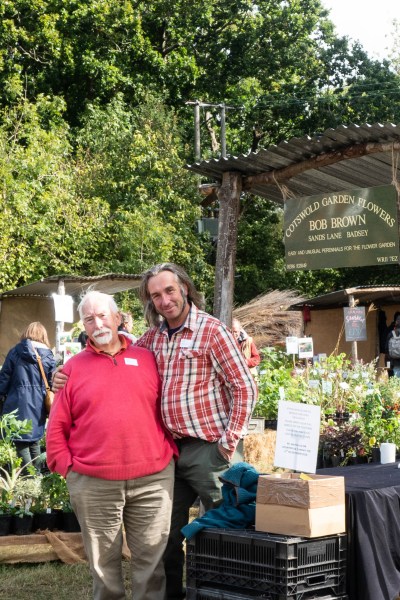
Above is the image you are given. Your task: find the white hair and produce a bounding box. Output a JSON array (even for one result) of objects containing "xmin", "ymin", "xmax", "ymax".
[{"xmin": 78, "ymin": 290, "xmax": 119, "ymax": 319}]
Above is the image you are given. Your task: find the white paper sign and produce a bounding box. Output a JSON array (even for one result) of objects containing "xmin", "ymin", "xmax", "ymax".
[
  {"xmin": 286, "ymin": 336, "xmax": 298, "ymax": 354},
  {"xmin": 62, "ymin": 342, "xmax": 82, "ymax": 363},
  {"xmin": 52, "ymin": 293, "xmax": 74, "ymax": 323},
  {"xmin": 274, "ymin": 400, "xmax": 321, "ymax": 473},
  {"xmin": 298, "ymin": 337, "xmax": 314, "ymax": 359}
]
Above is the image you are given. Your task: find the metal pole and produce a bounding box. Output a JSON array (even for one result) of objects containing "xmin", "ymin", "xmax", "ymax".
[
  {"xmin": 194, "ymin": 102, "xmax": 201, "ymax": 161},
  {"xmin": 186, "ymin": 100, "xmax": 239, "ymax": 161},
  {"xmin": 220, "ymin": 103, "xmax": 226, "ymax": 158},
  {"xmin": 348, "ymin": 294, "xmax": 358, "ymax": 363}
]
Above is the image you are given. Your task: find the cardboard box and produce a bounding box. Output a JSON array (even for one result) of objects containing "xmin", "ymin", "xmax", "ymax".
[{"xmin": 256, "ymin": 473, "xmax": 346, "ymax": 538}]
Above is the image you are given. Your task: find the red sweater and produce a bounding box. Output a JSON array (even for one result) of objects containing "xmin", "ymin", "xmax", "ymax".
[{"xmin": 46, "ymin": 339, "xmax": 176, "ymax": 480}]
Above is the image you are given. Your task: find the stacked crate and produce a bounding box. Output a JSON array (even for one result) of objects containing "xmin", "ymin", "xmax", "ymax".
[{"xmin": 186, "ymin": 528, "xmax": 347, "ymax": 600}]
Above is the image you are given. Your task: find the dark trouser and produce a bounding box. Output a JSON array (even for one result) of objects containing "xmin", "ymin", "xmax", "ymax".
[
  {"xmin": 164, "ymin": 438, "xmax": 244, "ymax": 600},
  {"xmin": 14, "ymin": 440, "xmax": 42, "ymax": 471}
]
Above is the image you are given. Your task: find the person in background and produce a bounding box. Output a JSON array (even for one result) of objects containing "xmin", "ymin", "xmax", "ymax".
[
  {"xmin": 46, "ymin": 290, "xmax": 176, "ymax": 600},
  {"xmin": 77, "ymin": 329, "xmax": 89, "ymax": 349},
  {"xmin": 118, "ymin": 311, "xmax": 137, "ymax": 343},
  {"xmin": 0, "ymin": 322, "xmax": 55, "ymax": 469},
  {"xmin": 386, "ymin": 316, "xmax": 400, "ymax": 378},
  {"xmin": 232, "ymin": 318, "xmax": 261, "ymax": 380}
]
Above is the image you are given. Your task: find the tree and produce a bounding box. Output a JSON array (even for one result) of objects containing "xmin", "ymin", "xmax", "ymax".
[
  {"xmin": 0, "ymin": 95, "xmax": 111, "ymax": 290},
  {"xmin": 75, "ymin": 94, "xmax": 215, "ymax": 299}
]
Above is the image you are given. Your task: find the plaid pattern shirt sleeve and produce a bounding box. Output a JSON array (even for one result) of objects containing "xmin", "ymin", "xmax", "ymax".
[{"xmin": 137, "ymin": 305, "xmax": 258, "ymax": 454}]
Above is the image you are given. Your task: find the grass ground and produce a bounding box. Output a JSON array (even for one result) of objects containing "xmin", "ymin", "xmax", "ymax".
[{"xmin": 0, "ymin": 561, "xmax": 134, "ymax": 600}]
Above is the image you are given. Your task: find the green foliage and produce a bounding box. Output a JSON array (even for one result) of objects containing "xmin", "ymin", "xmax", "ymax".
[
  {"xmin": 0, "ymin": 410, "xmax": 38, "ymax": 514},
  {"xmin": 319, "ymin": 423, "xmax": 364, "ymax": 465},
  {"xmin": 0, "ymin": 92, "xmax": 214, "ymax": 294},
  {"xmin": 257, "ymin": 349, "xmax": 400, "ymax": 458},
  {"xmin": 358, "ymin": 384, "xmax": 400, "ymax": 448},
  {"xmin": 255, "ymin": 347, "xmax": 306, "ymax": 419},
  {"xmin": 45, "ymin": 472, "xmax": 73, "ymax": 512},
  {"xmin": 31, "ymin": 472, "xmax": 70, "ymax": 513},
  {"xmin": 0, "ymin": 409, "xmax": 32, "ymax": 444},
  {"xmin": 75, "ymin": 94, "xmax": 214, "ymax": 297},
  {"xmin": 376, "ymin": 375, "xmax": 400, "ymax": 412},
  {"xmin": 0, "ymin": 96, "xmax": 111, "ymax": 290},
  {"xmin": 255, "ymin": 349, "xmax": 375, "ymax": 419},
  {"xmin": 0, "ymin": 413, "xmax": 74, "ymax": 515}
]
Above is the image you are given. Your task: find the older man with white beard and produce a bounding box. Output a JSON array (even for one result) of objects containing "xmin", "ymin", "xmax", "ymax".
[{"xmin": 46, "ymin": 290, "xmax": 176, "ymax": 600}]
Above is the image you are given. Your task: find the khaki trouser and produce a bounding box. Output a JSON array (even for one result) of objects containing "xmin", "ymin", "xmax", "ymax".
[{"xmin": 67, "ymin": 460, "xmax": 174, "ymax": 600}]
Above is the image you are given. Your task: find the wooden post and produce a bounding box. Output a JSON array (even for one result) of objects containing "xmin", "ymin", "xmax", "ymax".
[{"xmin": 213, "ymin": 171, "xmax": 242, "ymax": 325}]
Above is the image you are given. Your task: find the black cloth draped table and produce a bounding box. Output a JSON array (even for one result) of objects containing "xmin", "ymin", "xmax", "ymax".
[{"xmin": 317, "ymin": 462, "xmax": 400, "ymax": 600}]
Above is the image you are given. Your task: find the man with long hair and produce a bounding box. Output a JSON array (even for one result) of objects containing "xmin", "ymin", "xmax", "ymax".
[{"xmin": 137, "ymin": 263, "xmax": 257, "ymax": 600}]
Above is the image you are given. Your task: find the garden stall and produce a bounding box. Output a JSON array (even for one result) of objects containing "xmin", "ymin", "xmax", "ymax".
[
  {"xmin": 0, "ymin": 273, "xmax": 141, "ymax": 362},
  {"xmin": 288, "ymin": 285, "xmax": 400, "ymax": 364}
]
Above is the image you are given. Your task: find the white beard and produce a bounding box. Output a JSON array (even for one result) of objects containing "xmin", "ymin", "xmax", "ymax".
[{"xmin": 93, "ymin": 328, "xmax": 113, "ymax": 345}]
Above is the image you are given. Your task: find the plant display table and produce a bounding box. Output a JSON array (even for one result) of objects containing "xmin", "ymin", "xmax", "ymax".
[{"xmin": 317, "ymin": 461, "xmax": 400, "ymax": 600}]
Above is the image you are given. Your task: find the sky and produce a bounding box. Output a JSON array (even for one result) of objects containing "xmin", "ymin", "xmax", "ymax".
[{"xmin": 321, "ymin": 0, "xmax": 400, "ymax": 60}]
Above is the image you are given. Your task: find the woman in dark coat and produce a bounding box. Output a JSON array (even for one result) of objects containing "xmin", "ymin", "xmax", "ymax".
[{"xmin": 0, "ymin": 322, "xmax": 55, "ymax": 469}]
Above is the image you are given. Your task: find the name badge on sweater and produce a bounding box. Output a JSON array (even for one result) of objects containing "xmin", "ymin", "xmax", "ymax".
[
  {"xmin": 180, "ymin": 339, "xmax": 192, "ymax": 348},
  {"xmin": 124, "ymin": 358, "xmax": 138, "ymax": 366}
]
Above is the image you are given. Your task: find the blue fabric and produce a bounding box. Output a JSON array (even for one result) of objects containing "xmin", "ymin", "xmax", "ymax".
[
  {"xmin": 0, "ymin": 340, "xmax": 55, "ymax": 440},
  {"xmin": 181, "ymin": 461, "xmax": 260, "ymax": 540}
]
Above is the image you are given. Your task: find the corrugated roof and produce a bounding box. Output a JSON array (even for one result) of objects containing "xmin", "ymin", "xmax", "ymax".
[
  {"xmin": 187, "ymin": 123, "xmax": 400, "ymax": 204},
  {"xmin": 0, "ymin": 274, "xmax": 141, "ymax": 299},
  {"xmin": 288, "ymin": 285, "xmax": 400, "ymax": 310}
]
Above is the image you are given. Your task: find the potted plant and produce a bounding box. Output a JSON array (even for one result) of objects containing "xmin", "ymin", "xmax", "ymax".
[
  {"xmin": 31, "ymin": 473, "xmax": 62, "ymax": 531},
  {"xmin": 0, "ymin": 490, "xmax": 14, "ymax": 536},
  {"xmin": 320, "ymin": 422, "xmax": 364, "ymax": 467},
  {"xmin": 12, "ymin": 477, "xmax": 42, "ymax": 535},
  {"xmin": 359, "ymin": 387, "xmax": 400, "ymax": 459},
  {"xmin": 0, "ymin": 410, "xmax": 46, "ymax": 534},
  {"xmin": 51, "ymin": 473, "xmax": 80, "ymax": 532},
  {"xmin": 255, "ymin": 348, "xmax": 306, "ymax": 426}
]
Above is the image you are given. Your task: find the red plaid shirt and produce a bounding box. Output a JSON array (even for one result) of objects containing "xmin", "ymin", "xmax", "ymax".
[{"xmin": 136, "ymin": 304, "xmax": 257, "ymax": 454}]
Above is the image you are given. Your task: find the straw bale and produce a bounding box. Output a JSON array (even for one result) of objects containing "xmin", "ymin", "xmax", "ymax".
[
  {"xmin": 244, "ymin": 430, "xmax": 277, "ymax": 473},
  {"xmin": 233, "ymin": 289, "xmax": 304, "ymax": 348}
]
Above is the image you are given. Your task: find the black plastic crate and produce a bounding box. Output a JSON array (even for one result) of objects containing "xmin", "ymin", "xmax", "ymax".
[
  {"xmin": 186, "ymin": 528, "xmax": 346, "ymax": 600},
  {"xmin": 186, "ymin": 590, "xmax": 348, "ymax": 600}
]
